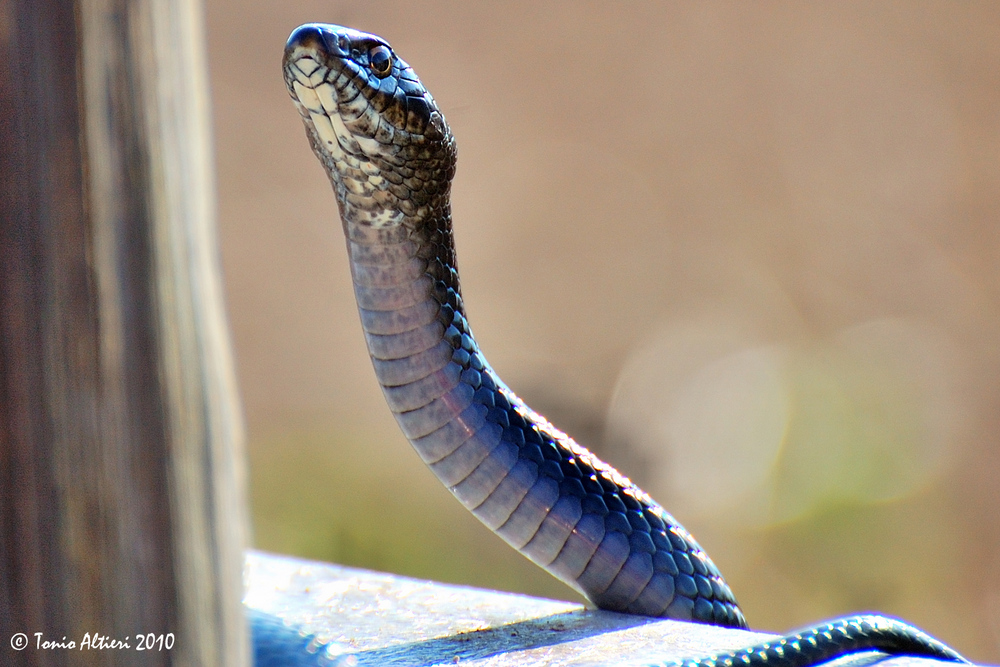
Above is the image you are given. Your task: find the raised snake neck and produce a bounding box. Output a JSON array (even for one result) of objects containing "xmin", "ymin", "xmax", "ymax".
[{"xmin": 268, "ymin": 22, "xmax": 969, "ymax": 667}]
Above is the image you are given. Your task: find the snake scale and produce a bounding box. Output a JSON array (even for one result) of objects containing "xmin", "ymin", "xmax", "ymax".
[{"xmin": 254, "ymin": 22, "xmax": 970, "ymax": 667}]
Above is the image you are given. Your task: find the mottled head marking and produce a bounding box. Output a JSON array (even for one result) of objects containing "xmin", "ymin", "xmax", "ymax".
[{"xmin": 283, "ymin": 24, "xmax": 457, "ymax": 229}]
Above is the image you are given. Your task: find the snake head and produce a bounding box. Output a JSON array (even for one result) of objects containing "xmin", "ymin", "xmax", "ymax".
[{"xmin": 283, "ymin": 24, "xmax": 457, "ymax": 227}]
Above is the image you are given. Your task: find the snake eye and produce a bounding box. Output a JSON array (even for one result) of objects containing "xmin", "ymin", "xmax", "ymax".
[{"xmin": 368, "ymin": 45, "xmax": 393, "ymax": 77}]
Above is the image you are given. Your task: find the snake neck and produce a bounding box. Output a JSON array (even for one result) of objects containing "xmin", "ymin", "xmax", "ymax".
[{"xmin": 343, "ymin": 207, "xmax": 746, "ymax": 628}]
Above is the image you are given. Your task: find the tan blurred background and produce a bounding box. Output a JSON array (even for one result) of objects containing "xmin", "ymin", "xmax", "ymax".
[{"xmin": 204, "ymin": 1, "xmax": 1000, "ymax": 661}]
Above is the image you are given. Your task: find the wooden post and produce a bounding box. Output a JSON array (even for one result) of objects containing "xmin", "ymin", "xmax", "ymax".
[{"xmin": 0, "ymin": 0, "xmax": 250, "ymax": 664}]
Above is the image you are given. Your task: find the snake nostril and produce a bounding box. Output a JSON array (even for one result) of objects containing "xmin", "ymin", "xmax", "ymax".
[
  {"xmin": 284, "ymin": 24, "xmax": 325, "ymax": 54},
  {"xmin": 285, "ymin": 23, "xmax": 353, "ymax": 60}
]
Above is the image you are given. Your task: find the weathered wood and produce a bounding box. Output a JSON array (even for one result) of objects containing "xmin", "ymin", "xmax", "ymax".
[
  {"xmin": 0, "ymin": 0, "xmax": 249, "ymax": 664},
  {"xmin": 245, "ymin": 551, "xmax": 978, "ymax": 667}
]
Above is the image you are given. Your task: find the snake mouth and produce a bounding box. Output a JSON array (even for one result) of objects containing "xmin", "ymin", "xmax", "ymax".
[
  {"xmin": 282, "ymin": 23, "xmax": 386, "ymax": 95},
  {"xmin": 283, "ymin": 24, "xmax": 377, "ymax": 162}
]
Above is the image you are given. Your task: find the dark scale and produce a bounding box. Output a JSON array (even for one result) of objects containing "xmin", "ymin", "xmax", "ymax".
[{"xmin": 433, "ymin": 313, "xmax": 750, "ymax": 628}]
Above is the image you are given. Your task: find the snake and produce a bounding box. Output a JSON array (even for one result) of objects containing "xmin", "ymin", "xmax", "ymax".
[{"xmin": 256, "ymin": 22, "xmax": 971, "ymax": 667}]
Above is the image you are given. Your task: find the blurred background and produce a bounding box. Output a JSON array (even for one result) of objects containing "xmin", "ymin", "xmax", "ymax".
[{"xmin": 204, "ymin": 1, "xmax": 999, "ymax": 661}]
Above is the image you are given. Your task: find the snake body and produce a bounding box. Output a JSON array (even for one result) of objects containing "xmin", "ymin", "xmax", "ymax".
[{"xmin": 273, "ymin": 23, "xmax": 968, "ymax": 666}]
